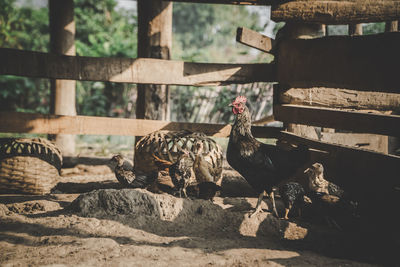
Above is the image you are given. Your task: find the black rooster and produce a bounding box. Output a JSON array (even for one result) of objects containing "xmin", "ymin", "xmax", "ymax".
[{"xmin": 227, "ymin": 96, "xmax": 310, "ymax": 217}]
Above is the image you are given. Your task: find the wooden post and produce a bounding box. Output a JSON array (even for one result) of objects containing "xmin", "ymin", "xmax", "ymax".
[
  {"xmin": 49, "ymin": 0, "xmax": 76, "ymax": 156},
  {"xmin": 349, "ymin": 23, "xmax": 363, "ymax": 35},
  {"xmin": 385, "ymin": 20, "xmax": 399, "ymax": 32},
  {"xmin": 386, "ymin": 20, "xmax": 399, "ymax": 154},
  {"xmin": 136, "ymin": 0, "xmax": 172, "ymax": 121}
]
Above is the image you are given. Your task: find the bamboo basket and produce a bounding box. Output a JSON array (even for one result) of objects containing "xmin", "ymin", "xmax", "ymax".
[
  {"xmin": 134, "ymin": 130, "xmax": 223, "ymax": 180},
  {"xmin": 0, "ymin": 138, "xmax": 63, "ymax": 195}
]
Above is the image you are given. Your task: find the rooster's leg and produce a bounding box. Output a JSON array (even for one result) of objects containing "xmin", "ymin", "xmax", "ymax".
[
  {"xmin": 270, "ymin": 191, "xmax": 279, "ymax": 218},
  {"xmin": 249, "ymin": 191, "xmax": 265, "ymax": 218}
]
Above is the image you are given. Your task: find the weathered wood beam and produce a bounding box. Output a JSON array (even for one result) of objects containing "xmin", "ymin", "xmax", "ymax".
[
  {"xmin": 0, "ymin": 48, "xmax": 275, "ymax": 86},
  {"xmin": 170, "ymin": 0, "xmax": 400, "ymax": 24},
  {"xmin": 271, "ymin": 1, "xmax": 400, "ymax": 24},
  {"xmin": 0, "ymin": 112, "xmax": 283, "ymax": 138},
  {"xmin": 163, "ymin": 0, "xmax": 272, "ymax": 5},
  {"xmin": 236, "ymin": 27, "xmax": 272, "ymax": 53},
  {"xmin": 49, "ymin": 0, "xmax": 77, "ymax": 156},
  {"xmin": 274, "ymin": 104, "xmax": 400, "ymax": 137},
  {"xmin": 385, "ymin": 20, "xmax": 399, "ymax": 32},
  {"xmin": 137, "ymin": 0, "xmax": 172, "ymax": 121},
  {"xmin": 279, "ymin": 87, "xmax": 400, "ymax": 112},
  {"xmin": 348, "ymin": 23, "xmax": 363, "ymax": 35},
  {"xmin": 279, "ymin": 131, "xmax": 400, "ymax": 196},
  {"xmin": 319, "ymin": 132, "xmax": 389, "ymax": 154},
  {"xmin": 277, "ymin": 33, "xmax": 400, "ymax": 93}
]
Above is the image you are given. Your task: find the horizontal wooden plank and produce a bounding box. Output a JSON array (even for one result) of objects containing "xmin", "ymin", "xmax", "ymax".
[
  {"xmin": 163, "ymin": 0, "xmax": 271, "ymax": 5},
  {"xmin": 0, "ymin": 112, "xmax": 283, "ymax": 138},
  {"xmin": 319, "ymin": 132, "xmax": 388, "ymax": 154},
  {"xmin": 236, "ymin": 27, "xmax": 272, "ymax": 53},
  {"xmin": 0, "ymin": 48, "xmax": 275, "ymax": 86},
  {"xmin": 277, "ymin": 33, "xmax": 400, "ymax": 93},
  {"xmin": 272, "ymin": 1, "xmax": 400, "ymax": 24},
  {"xmin": 280, "ymin": 87, "xmax": 400, "ymax": 112},
  {"xmin": 169, "ymin": 1, "xmax": 400, "ymax": 24},
  {"xmin": 278, "ymin": 131, "xmax": 400, "ymax": 196},
  {"xmin": 274, "ymin": 104, "xmax": 400, "ymax": 137}
]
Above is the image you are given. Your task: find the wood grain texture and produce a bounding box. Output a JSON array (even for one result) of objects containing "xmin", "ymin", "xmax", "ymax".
[
  {"xmin": 319, "ymin": 132, "xmax": 388, "ymax": 154},
  {"xmin": 274, "ymin": 104, "xmax": 400, "ymax": 137},
  {"xmin": 279, "ymin": 87, "xmax": 400, "ymax": 112},
  {"xmin": 272, "ymin": 1, "xmax": 400, "ymax": 24},
  {"xmin": 236, "ymin": 27, "xmax": 272, "ymax": 52},
  {"xmin": 164, "ymin": 0, "xmax": 272, "ymax": 5},
  {"xmin": 0, "ymin": 112, "xmax": 283, "ymax": 138},
  {"xmin": 277, "ymin": 33, "xmax": 400, "ymax": 93},
  {"xmin": 0, "ymin": 48, "xmax": 275, "ymax": 86},
  {"xmin": 137, "ymin": 0, "xmax": 172, "ymax": 121}
]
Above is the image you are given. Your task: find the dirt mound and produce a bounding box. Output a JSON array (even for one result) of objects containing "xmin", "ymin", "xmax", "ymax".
[{"xmin": 70, "ymin": 188, "xmax": 308, "ymax": 240}]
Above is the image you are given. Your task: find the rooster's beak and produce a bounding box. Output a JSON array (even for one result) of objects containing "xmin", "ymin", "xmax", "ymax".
[{"xmin": 228, "ymin": 103, "xmax": 233, "ymax": 107}]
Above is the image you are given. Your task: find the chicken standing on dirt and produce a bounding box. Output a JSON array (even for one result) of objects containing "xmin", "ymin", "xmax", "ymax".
[
  {"xmin": 226, "ymin": 95, "xmax": 310, "ymax": 217},
  {"xmin": 153, "ymin": 151, "xmax": 193, "ymax": 197},
  {"xmin": 279, "ymin": 182, "xmax": 305, "ymax": 220},
  {"xmin": 193, "ymin": 142, "xmax": 222, "ymax": 200},
  {"xmin": 111, "ymin": 154, "xmax": 157, "ymax": 188}
]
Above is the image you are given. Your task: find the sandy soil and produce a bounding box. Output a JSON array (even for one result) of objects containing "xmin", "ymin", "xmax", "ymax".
[{"xmin": 0, "ymin": 164, "xmax": 385, "ymax": 266}]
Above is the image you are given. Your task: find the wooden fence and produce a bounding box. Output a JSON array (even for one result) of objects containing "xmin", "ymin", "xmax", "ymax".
[{"xmin": 1, "ymin": 0, "xmax": 400, "ymax": 194}]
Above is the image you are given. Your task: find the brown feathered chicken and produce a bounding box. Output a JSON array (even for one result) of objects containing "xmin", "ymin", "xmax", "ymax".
[
  {"xmin": 227, "ymin": 96, "xmax": 310, "ymax": 217},
  {"xmin": 193, "ymin": 142, "xmax": 222, "ymax": 200},
  {"xmin": 153, "ymin": 151, "xmax": 193, "ymax": 197},
  {"xmin": 110, "ymin": 154, "xmax": 157, "ymax": 188},
  {"xmin": 305, "ymin": 162, "xmax": 344, "ymax": 198}
]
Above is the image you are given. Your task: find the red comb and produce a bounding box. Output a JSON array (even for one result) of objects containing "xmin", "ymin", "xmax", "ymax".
[{"xmin": 234, "ymin": 95, "xmax": 247, "ymax": 104}]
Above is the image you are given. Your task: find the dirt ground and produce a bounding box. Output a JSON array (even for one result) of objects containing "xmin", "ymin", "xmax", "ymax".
[{"xmin": 0, "ymin": 163, "xmax": 389, "ymax": 266}]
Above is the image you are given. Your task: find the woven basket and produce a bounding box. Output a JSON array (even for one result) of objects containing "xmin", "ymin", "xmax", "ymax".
[
  {"xmin": 0, "ymin": 138, "xmax": 63, "ymax": 195},
  {"xmin": 134, "ymin": 130, "xmax": 223, "ymax": 179}
]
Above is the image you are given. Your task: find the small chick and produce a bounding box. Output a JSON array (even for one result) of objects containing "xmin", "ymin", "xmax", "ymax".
[
  {"xmin": 279, "ymin": 182, "xmax": 305, "ymax": 220},
  {"xmin": 193, "ymin": 142, "xmax": 221, "ymax": 200},
  {"xmin": 111, "ymin": 154, "xmax": 157, "ymax": 188},
  {"xmin": 110, "ymin": 154, "xmax": 135, "ymax": 187},
  {"xmin": 305, "ymin": 162, "xmax": 344, "ymax": 197},
  {"xmin": 168, "ymin": 151, "xmax": 194, "ymax": 197}
]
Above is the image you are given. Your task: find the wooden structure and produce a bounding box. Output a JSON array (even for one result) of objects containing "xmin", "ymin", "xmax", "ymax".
[{"xmin": 0, "ymin": 0, "xmax": 400, "ymax": 201}]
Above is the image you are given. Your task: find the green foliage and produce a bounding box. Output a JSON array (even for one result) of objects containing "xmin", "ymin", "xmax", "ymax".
[
  {"xmin": 1, "ymin": 0, "xmax": 272, "ymax": 123},
  {"xmin": 0, "ymin": 0, "xmax": 138, "ymax": 117},
  {"xmin": 73, "ymin": 0, "xmax": 138, "ymax": 117},
  {"xmin": 362, "ymin": 22, "xmax": 385, "ymax": 35},
  {"xmin": 172, "ymin": 3, "xmax": 263, "ymax": 63}
]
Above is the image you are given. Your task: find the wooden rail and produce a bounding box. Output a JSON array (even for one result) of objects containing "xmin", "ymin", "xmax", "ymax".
[
  {"xmin": 279, "ymin": 87, "xmax": 400, "ymax": 112},
  {"xmin": 0, "ymin": 112, "xmax": 283, "ymax": 138},
  {"xmin": 272, "ymin": 0, "xmax": 400, "ymax": 24},
  {"xmin": 166, "ymin": 0, "xmax": 400, "ymax": 24},
  {"xmin": 0, "ymin": 48, "xmax": 275, "ymax": 86},
  {"xmin": 277, "ymin": 32, "xmax": 400, "ymax": 93},
  {"xmin": 274, "ymin": 104, "xmax": 400, "ymax": 137}
]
